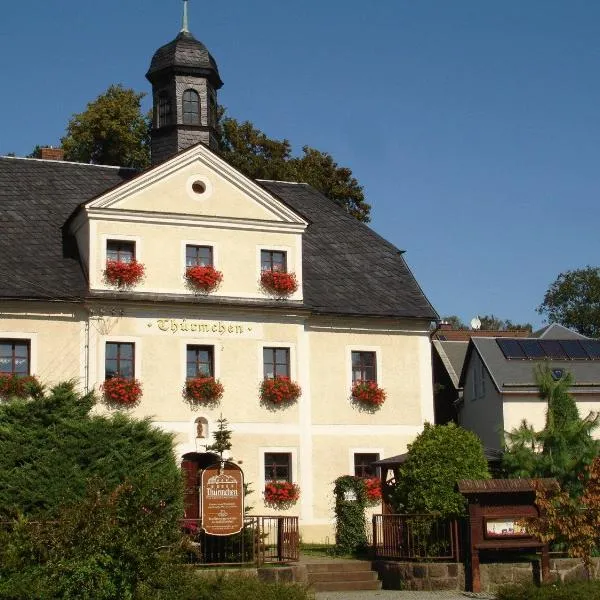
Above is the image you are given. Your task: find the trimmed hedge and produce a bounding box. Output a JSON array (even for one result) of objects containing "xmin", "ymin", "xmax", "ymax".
[{"xmin": 497, "ymin": 581, "xmax": 600, "ymax": 600}]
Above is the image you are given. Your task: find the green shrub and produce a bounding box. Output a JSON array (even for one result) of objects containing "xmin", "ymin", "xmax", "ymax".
[
  {"xmin": 497, "ymin": 580, "xmax": 600, "ymax": 600},
  {"xmin": 390, "ymin": 422, "xmax": 489, "ymax": 517},
  {"xmin": 333, "ymin": 475, "xmax": 368, "ymax": 554}
]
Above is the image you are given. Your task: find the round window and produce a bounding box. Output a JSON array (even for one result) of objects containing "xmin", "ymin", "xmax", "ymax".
[{"xmin": 192, "ymin": 180, "xmax": 206, "ymax": 195}]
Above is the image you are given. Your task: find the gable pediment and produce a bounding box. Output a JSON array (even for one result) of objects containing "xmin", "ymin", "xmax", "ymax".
[{"xmin": 84, "ymin": 144, "xmax": 307, "ymax": 228}]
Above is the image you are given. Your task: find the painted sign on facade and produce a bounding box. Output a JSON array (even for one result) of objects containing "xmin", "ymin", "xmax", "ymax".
[{"xmin": 201, "ymin": 461, "xmax": 244, "ymax": 536}]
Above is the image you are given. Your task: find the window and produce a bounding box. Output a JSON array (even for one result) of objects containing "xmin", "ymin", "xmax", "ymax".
[
  {"xmin": 0, "ymin": 340, "xmax": 30, "ymax": 375},
  {"xmin": 351, "ymin": 351, "xmax": 377, "ymax": 382},
  {"xmin": 263, "ymin": 347, "xmax": 290, "ymax": 379},
  {"xmin": 158, "ymin": 92, "xmax": 171, "ymax": 127},
  {"xmin": 186, "ymin": 245, "xmax": 213, "ymax": 267},
  {"xmin": 182, "ymin": 89, "xmax": 200, "ymax": 125},
  {"xmin": 105, "ymin": 342, "xmax": 134, "ymax": 379},
  {"xmin": 264, "ymin": 452, "xmax": 291, "ymax": 482},
  {"xmin": 187, "ymin": 345, "xmax": 214, "ymax": 378},
  {"xmin": 261, "ymin": 250, "xmax": 287, "ymax": 273},
  {"xmin": 107, "ymin": 240, "xmax": 135, "ymax": 263},
  {"xmin": 354, "ymin": 453, "xmax": 380, "ymax": 478}
]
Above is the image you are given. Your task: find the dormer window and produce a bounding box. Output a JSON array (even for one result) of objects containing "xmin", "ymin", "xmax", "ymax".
[
  {"xmin": 158, "ymin": 92, "xmax": 172, "ymax": 127},
  {"xmin": 182, "ymin": 89, "xmax": 200, "ymax": 125}
]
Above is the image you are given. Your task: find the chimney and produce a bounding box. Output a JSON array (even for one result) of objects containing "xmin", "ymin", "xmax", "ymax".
[
  {"xmin": 439, "ymin": 322, "xmax": 453, "ymax": 331},
  {"xmin": 40, "ymin": 147, "xmax": 64, "ymax": 161}
]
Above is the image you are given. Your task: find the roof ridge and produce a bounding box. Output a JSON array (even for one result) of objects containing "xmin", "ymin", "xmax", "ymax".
[
  {"xmin": 0, "ymin": 156, "xmax": 137, "ymax": 171},
  {"xmin": 255, "ymin": 179, "xmax": 307, "ymax": 185}
]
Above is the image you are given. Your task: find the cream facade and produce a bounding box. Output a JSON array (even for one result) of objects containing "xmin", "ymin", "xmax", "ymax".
[{"xmin": 0, "ymin": 143, "xmax": 437, "ymax": 542}]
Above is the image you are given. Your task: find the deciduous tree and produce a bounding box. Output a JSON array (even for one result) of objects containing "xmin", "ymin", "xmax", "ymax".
[{"xmin": 538, "ymin": 266, "xmax": 600, "ymax": 337}]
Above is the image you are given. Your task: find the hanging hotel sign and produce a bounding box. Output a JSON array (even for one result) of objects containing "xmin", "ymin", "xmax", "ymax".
[
  {"xmin": 148, "ymin": 319, "xmax": 255, "ymax": 336},
  {"xmin": 201, "ymin": 461, "xmax": 245, "ymax": 536}
]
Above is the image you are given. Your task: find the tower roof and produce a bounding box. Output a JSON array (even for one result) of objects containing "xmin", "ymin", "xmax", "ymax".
[{"xmin": 146, "ymin": 31, "xmax": 223, "ymax": 88}]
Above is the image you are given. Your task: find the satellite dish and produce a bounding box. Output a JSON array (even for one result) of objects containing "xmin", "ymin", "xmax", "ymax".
[{"xmin": 470, "ymin": 317, "xmax": 481, "ymax": 330}]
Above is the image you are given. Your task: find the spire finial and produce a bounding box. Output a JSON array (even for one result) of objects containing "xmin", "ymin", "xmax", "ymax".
[{"xmin": 181, "ymin": 0, "xmax": 189, "ymax": 33}]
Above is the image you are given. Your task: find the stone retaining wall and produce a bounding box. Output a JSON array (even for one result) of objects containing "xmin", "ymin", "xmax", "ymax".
[{"xmin": 374, "ymin": 558, "xmax": 600, "ymax": 592}]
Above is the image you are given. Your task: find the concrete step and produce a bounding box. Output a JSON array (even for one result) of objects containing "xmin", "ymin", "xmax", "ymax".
[
  {"xmin": 305, "ymin": 561, "xmax": 373, "ymax": 573},
  {"xmin": 308, "ymin": 570, "xmax": 379, "ymax": 583},
  {"xmin": 311, "ymin": 580, "xmax": 383, "ymax": 592}
]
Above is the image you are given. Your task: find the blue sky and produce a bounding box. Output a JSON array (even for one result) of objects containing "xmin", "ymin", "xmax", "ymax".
[{"xmin": 1, "ymin": 0, "xmax": 599, "ymax": 329}]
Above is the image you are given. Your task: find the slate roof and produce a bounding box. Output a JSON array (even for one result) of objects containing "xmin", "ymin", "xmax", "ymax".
[
  {"xmin": 146, "ymin": 31, "xmax": 223, "ymax": 88},
  {"xmin": 532, "ymin": 323, "xmax": 586, "ymax": 339},
  {"xmin": 459, "ymin": 336, "xmax": 600, "ymax": 393},
  {"xmin": 0, "ymin": 157, "xmax": 437, "ymax": 320},
  {"xmin": 375, "ymin": 447, "xmax": 503, "ymax": 467},
  {"xmin": 260, "ymin": 181, "xmax": 438, "ymax": 320},
  {"xmin": 457, "ymin": 478, "xmax": 558, "ymax": 494},
  {"xmin": 0, "ymin": 157, "xmax": 135, "ymax": 299}
]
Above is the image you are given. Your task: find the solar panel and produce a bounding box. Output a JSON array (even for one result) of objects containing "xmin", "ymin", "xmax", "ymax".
[
  {"xmin": 581, "ymin": 339, "xmax": 600, "ymax": 360},
  {"xmin": 520, "ymin": 340, "xmax": 546, "ymax": 359},
  {"xmin": 539, "ymin": 340, "xmax": 567, "ymax": 360},
  {"xmin": 497, "ymin": 339, "xmax": 526, "ymax": 359},
  {"xmin": 560, "ymin": 340, "xmax": 589, "ymax": 360}
]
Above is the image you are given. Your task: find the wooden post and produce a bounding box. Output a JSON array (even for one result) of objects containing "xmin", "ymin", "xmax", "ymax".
[
  {"xmin": 541, "ymin": 543, "xmax": 550, "ymax": 582},
  {"xmin": 471, "ymin": 548, "xmax": 481, "ymax": 593}
]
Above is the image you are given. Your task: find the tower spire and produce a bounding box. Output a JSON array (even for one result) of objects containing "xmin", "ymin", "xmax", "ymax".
[{"xmin": 181, "ymin": 0, "xmax": 189, "ymax": 33}]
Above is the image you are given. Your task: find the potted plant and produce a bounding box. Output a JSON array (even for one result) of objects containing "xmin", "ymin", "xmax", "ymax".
[
  {"xmin": 264, "ymin": 481, "xmax": 300, "ymax": 508},
  {"xmin": 185, "ymin": 265, "xmax": 223, "ymax": 294},
  {"xmin": 0, "ymin": 373, "xmax": 43, "ymax": 400},
  {"xmin": 259, "ymin": 375, "xmax": 301, "ymax": 405},
  {"xmin": 100, "ymin": 376, "xmax": 143, "ymax": 407},
  {"xmin": 183, "ymin": 376, "xmax": 224, "ymax": 407},
  {"xmin": 351, "ymin": 380, "xmax": 386, "ymax": 407},
  {"xmin": 259, "ymin": 270, "xmax": 298, "ymax": 297},
  {"xmin": 104, "ymin": 260, "xmax": 145, "ymax": 288}
]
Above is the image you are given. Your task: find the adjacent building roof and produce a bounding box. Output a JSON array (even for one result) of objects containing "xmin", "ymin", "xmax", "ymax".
[
  {"xmin": 374, "ymin": 447, "xmax": 503, "ymax": 467},
  {"xmin": 432, "ymin": 340, "xmax": 469, "ymax": 388},
  {"xmin": 0, "ymin": 157, "xmax": 437, "ymax": 320},
  {"xmin": 532, "ymin": 323, "xmax": 587, "ymax": 339},
  {"xmin": 459, "ymin": 334, "xmax": 600, "ymax": 393}
]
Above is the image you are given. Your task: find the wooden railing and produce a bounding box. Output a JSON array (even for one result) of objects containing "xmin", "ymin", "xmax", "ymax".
[
  {"xmin": 180, "ymin": 515, "xmax": 299, "ymax": 565},
  {"xmin": 372, "ymin": 514, "xmax": 460, "ymax": 561}
]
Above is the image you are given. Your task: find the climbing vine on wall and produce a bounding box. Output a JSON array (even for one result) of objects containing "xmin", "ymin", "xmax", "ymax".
[{"xmin": 333, "ymin": 475, "xmax": 368, "ymax": 554}]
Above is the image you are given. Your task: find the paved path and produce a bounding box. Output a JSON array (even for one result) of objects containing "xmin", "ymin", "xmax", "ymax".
[{"xmin": 315, "ymin": 592, "xmax": 495, "ymax": 600}]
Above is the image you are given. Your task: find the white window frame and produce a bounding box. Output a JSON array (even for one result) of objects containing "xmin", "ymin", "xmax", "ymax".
[
  {"xmin": 258, "ymin": 342, "xmax": 296, "ymax": 381},
  {"xmin": 346, "ymin": 345, "xmax": 382, "ymax": 396},
  {"xmin": 180, "ymin": 339, "xmax": 221, "ymax": 383},
  {"xmin": 0, "ymin": 332, "xmax": 38, "ymax": 376},
  {"xmin": 99, "ymin": 336, "xmax": 141, "ymax": 381},
  {"xmin": 181, "ymin": 240, "xmax": 219, "ymax": 273},
  {"xmin": 349, "ymin": 447, "xmax": 384, "ymax": 478},
  {"xmin": 259, "ymin": 447, "xmax": 298, "ymax": 490}
]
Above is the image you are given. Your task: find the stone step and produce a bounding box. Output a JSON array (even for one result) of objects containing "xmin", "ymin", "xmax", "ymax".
[
  {"xmin": 305, "ymin": 561, "xmax": 373, "ymax": 573},
  {"xmin": 311, "ymin": 580, "xmax": 383, "ymax": 592},
  {"xmin": 308, "ymin": 570, "xmax": 379, "ymax": 583}
]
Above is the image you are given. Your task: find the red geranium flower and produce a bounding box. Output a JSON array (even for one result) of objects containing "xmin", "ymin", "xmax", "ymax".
[
  {"xmin": 260, "ymin": 270, "xmax": 298, "ymax": 297},
  {"xmin": 100, "ymin": 376, "xmax": 143, "ymax": 407},
  {"xmin": 0, "ymin": 373, "xmax": 43, "ymax": 400},
  {"xmin": 185, "ymin": 265, "xmax": 223, "ymax": 294},
  {"xmin": 264, "ymin": 481, "xmax": 300, "ymax": 508},
  {"xmin": 351, "ymin": 380, "xmax": 386, "ymax": 407},
  {"xmin": 364, "ymin": 477, "xmax": 382, "ymax": 505},
  {"xmin": 183, "ymin": 377, "xmax": 224, "ymax": 406},
  {"xmin": 104, "ymin": 260, "xmax": 145, "ymax": 288},
  {"xmin": 259, "ymin": 376, "xmax": 301, "ymax": 405}
]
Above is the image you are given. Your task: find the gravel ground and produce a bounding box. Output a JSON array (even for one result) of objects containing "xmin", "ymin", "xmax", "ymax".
[{"xmin": 315, "ymin": 592, "xmax": 496, "ymax": 600}]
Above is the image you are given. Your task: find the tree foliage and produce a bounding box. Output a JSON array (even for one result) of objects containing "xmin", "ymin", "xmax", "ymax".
[
  {"xmin": 525, "ymin": 457, "xmax": 600, "ymax": 578},
  {"xmin": 333, "ymin": 475, "xmax": 368, "ymax": 554},
  {"xmin": 61, "ymin": 84, "xmax": 151, "ymax": 169},
  {"xmin": 538, "ymin": 266, "xmax": 600, "ymax": 337},
  {"xmin": 217, "ymin": 115, "xmax": 371, "ymax": 221},
  {"xmin": 390, "ymin": 423, "xmax": 490, "ymax": 518},
  {"xmin": 441, "ymin": 315, "xmax": 532, "ymax": 332},
  {"xmin": 503, "ymin": 365, "xmax": 599, "ymax": 497}
]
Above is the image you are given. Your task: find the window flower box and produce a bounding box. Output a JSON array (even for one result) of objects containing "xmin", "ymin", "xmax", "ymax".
[
  {"xmin": 100, "ymin": 376, "xmax": 143, "ymax": 407},
  {"xmin": 260, "ymin": 270, "xmax": 298, "ymax": 297},
  {"xmin": 183, "ymin": 376, "xmax": 224, "ymax": 407},
  {"xmin": 259, "ymin": 376, "xmax": 301, "ymax": 405},
  {"xmin": 0, "ymin": 374, "xmax": 43, "ymax": 401},
  {"xmin": 185, "ymin": 265, "xmax": 223, "ymax": 294},
  {"xmin": 104, "ymin": 260, "xmax": 145, "ymax": 288},
  {"xmin": 264, "ymin": 481, "xmax": 300, "ymax": 508},
  {"xmin": 364, "ymin": 476, "xmax": 382, "ymax": 506},
  {"xmin": 351, "ymin": 380, "xmax": 386, "ymax": 407}
]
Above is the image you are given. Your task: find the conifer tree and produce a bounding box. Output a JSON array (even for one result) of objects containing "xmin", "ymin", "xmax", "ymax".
[
  {"xmin": 503, "ymin": 364, "xmax": 599, "ymax": 496},
  {"xmin": 206, "ymin": 414, "xmax": 233, "ymax": 462}
]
